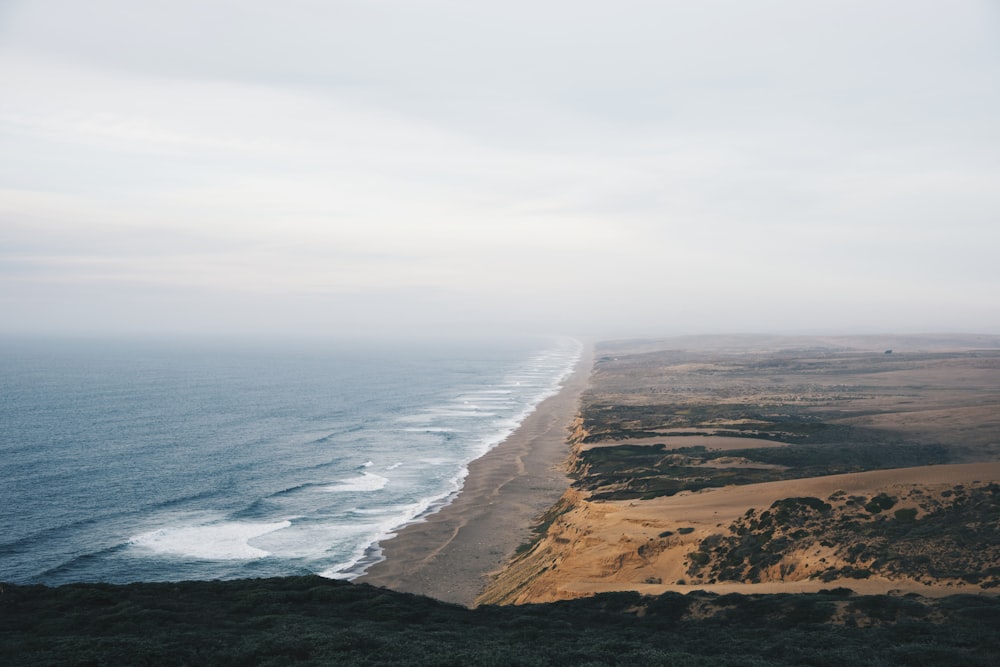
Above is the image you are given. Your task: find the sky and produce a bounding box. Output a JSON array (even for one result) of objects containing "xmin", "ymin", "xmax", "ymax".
[{"xmin": 1, "ymin": 0, "xmax": 998, "ymax": 339}]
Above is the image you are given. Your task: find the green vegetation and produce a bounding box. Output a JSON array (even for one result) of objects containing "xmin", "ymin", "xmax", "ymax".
[
  {"xmin": 572, "ymin": 442, "xmax": 951, "ymax": 501},
  {"xmin": 580, "ymin": 404, "xmax": 865, "ymax": 445},
  {"xmin": 684, "ymin": 483, "xmax": 1000, "ymax": 588},
  {"xmin": 865, "ymin": 493, "xmax": 898, "ymax": 514},
  {"xmin": 573, "ymin": 348, "xmax": 966, "ymax": 501},
  {"xmin": 3, "ymin": 577, "xmax": 1000, "ymax": 665}
]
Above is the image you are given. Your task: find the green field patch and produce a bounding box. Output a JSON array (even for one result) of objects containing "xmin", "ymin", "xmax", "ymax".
[{"xmin": 572, "ymin": 441, "xmax": 953, "ymax": 500}]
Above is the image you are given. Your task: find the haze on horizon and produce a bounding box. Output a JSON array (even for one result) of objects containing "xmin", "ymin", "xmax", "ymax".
[{"xmin": 1, "ymin": 1, "xmax": 998, "ymax": 340}]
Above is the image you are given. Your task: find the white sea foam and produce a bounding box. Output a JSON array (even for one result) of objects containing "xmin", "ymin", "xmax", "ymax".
[
  {"xmin": 352, "ymin": 505, "xmax": 411, "ymax": 515},
  {"xmin": 455, "ymin": 393, "xmax": 513, "ymax": 402},
  {"xmin": 3, "ymin": 336, "xmax": 583, "ymax": 585},
  {"xmin": 323, "ymin": 472, "xmax": 389, "ymax": 493},
  {"xmin": 319, "ymin": 337, "xmax": 583, "ymax": 581},
  {"xmin": 419, "ymin": 456, "xmax": 453, "ymax": 465},
  {"xmin": 400, "ymin": 427, "xmax": 461, "ymax": 433},
  {"xmin": 140, "ymin": 340, "xmax": 577, "ymax": 577},
  {"xmin": 319, "ymin": 484, "xmax": 464, "ymax": 580},
  {"xmin": 251, "ymin": 519, "xmax": 392, "ymax": 560},
  {"xmin": 129, "ymin": 520, "xmax": 292, "ymax": 560},
  {"xmin": 425, "ymin": 407, "xmax": 497, "ymax": 417}
]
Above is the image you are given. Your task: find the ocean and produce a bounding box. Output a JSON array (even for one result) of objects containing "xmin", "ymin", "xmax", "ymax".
[{"xmin": 0, "ymin": 335, "xmax": 581, "ymax": 585}]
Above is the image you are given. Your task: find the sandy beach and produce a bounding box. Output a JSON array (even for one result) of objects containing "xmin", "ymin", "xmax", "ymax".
[{"xmin": 358, "ymin": 342, "xmax": 593, "ymax": 606}]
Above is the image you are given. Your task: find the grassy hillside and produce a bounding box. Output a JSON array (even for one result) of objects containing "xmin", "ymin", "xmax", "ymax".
[{"xmin": 3, "ymin": 576, "xmax": 999, "ymax": 666}]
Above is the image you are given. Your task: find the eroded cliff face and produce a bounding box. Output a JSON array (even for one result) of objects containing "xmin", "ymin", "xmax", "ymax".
[
  {"xmin": 476, "ymin": 488, "xmax": 596, "ymax": 605},
  {"xmin": 566, "ymin": 415, "xmax": 588, "ymax": 449},
  {"xmin": 478, "ymin": 480, "xmax": 730, "ymax": 606},
  {"xmin": 477, "ymin": 469, "xmax": 1000, "ymax": 605},
  {"xmin": 477, "ymin": 418, "xmax": 610, "ymax": 605}
]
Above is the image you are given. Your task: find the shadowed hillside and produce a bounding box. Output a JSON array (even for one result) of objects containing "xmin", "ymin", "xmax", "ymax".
[{"xmin": 3, "ymin": 576, "xmax": 1000, "ymax": 666}]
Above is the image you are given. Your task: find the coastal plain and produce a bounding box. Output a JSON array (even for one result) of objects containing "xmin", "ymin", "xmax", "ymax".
[{"xmin": 479, "ymin": 334, "xmax": 1000, "ymax": 604}]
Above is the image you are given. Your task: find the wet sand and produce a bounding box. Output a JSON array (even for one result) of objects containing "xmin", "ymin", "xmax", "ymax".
[{"xmin": 358, "ymin": 342, "xmax": 593, "ymax": 606}]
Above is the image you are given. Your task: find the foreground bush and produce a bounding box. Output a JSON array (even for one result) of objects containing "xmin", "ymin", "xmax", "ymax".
[{"xmin": 2, "ymin": 577, "xmax": 999, "ymax": 666}]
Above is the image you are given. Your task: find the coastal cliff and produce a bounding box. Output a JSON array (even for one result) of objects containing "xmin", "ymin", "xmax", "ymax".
[{"xmin": 479, "ymin": 336, "xmax": 1000, "ymax": 605}]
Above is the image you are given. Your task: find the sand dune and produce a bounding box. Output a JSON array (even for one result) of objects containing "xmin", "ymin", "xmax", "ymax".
[{"xmin": 480, "ymin": 463, "xmax": 1000, "ymax": 604}]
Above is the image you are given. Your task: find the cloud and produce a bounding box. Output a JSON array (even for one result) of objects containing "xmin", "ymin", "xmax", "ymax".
[{"xmin": 1, "ymin": 1, "xmax": 998, "ymax": 336}]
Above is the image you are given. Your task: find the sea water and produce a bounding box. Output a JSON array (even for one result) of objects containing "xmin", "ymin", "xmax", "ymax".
[{"xmin": 0, "ymin": 335, "xmax": 581, "ymax": 585}]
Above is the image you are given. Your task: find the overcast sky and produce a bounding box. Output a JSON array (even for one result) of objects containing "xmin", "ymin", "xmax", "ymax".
[{"xmin": 1, "ymin": 1, "xmax": 998, "ymax": 339}]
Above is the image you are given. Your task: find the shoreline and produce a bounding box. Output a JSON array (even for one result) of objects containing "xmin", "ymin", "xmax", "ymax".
[{"xmin": 357, "ymin": 341, "xmax": 593, "ymax": 606}]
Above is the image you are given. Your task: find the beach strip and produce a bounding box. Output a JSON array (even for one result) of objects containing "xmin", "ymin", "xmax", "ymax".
[{"xmin": 357, "ymin": 342, "xmax": 593, "ymax": 606}]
